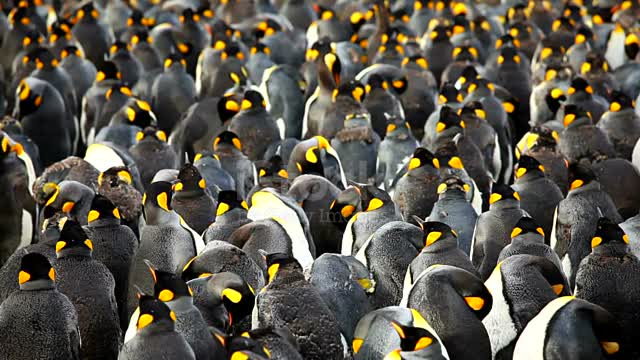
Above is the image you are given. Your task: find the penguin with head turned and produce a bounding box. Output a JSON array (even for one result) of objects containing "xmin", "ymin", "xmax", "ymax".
[
  {"xmin": 203, "ymin": 190, "xmax": 251, "ymax": 244},
  {"xmin": 482, "ymin": 254, "xmax": 570, "ymax": 359},
  {"xmin": 331, "ymin": 111, "xmax": 380, "ymax": 184},
  {"xmin": 119, "ymin": 294, "xmax": 196, "ymax": 360},
  {"xmin": 518, "ymin": 125, "xmax": 569, "ymax": 194},
  {"xmin": 96, "ymin": 165, "xmax": 143, "ymax": 235},
  {"xmin": 41, "ymin": 180, "xmax": 95, "ymax": 226},
  {"xmin": 0, "ymin": 253, "xmax": 81, "ymax": 360},
  {"xmin": 552, "ymin": 163, "xmax": 623, "ymax": 288},
  {"xmin": 498, "ymin": 217, "xmax": 564, "ymax": 274},
  {"xmin": 288, "ymin": 135, "xmax": 347, "ymax": 189},
  {"xmin": 84, "ymin": 194, "xmax": 138, "ymax": 331},
  {"xmin": 53, "ymin": 220, "xmax": 121, "ymax": 359},
  {"xmin": 472, "ymin": 183, "xmax": 529, "ymax": 280},
  {"xmin": 512, "ymin": 155, "xmax": 564, "ymax": 243},
  {"xmin": 513, "ymin": 296, "xmax": 622, "ymax": 359},
  {"xmin": 171, "ymin": 163, "xmax": 217, "ymax": 234},
  {"xmin": 193, "ymin": 151, "xmax": 236, "ymax": 197},
  {"xmin": 401, "ymin": 264, "xmax": 493, "ymax": 360},
  {"xmin": 574, "ymin": 218, "xmax": 640, "ymax": 358}
]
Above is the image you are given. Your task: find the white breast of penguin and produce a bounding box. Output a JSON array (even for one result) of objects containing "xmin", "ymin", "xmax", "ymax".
[{"xmin": 482, "ymin": 265, "xmax": 518, "ymax": 358}]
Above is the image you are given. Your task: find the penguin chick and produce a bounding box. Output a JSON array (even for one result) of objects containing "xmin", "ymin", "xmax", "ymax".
[{"xmin": 172, "ymin": 163, "xmax": 217, "ymax": 234}]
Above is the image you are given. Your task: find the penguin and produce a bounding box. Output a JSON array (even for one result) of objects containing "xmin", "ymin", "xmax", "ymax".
[
  {"xmin": 574, "ymin": 218, "xmax": 640, "ymax": 358},
  {"xmin": 0, "ymin": 7, "xmax": 36, "ymax": 79},
  {"xmin": 362, "ymin": 74, "xmax": 406, "ymax": 137},
  {"xmin": 566, "ymin": 26, "xmax": 595, "ymax": 74},
  {"xmin": 177, "ymin": 8, "xmax": 210, "ymax": 75},
  {"xmin": 518, "ymin": 126, "xmax": 569, "ymax": 195},
  {"xmin": 129, "ymin": 30, "xmax": 162, "ymax": 72},
  {"xmin": 109, "ymin": 40, "xmax": 143, "ymax": 87},
  {"xmin": 13, "ymin": 77, "xmax": 72, "ymax": 167},
  {"xmin": 472, "ymin": 183, "xmax": 529, "ymax": 280},
  {"xmin": 118, "ymin": 294, "xmax": 196, "ymax": 360},
  {"xmin": 28, "ymin": 47, "xmax": 77, "ymax": 123},
  {"xmin": 84, "ymin": 194, "xmax": 138, "ymax": 331},
  {"xmin": 303, "ymin": 50, "xmax": 342, "ymax": 138},
  {"xmin": 558, "ymin": 104, "xmax": 616, "ymax": 163},
  {"xmin": 128, "ymin": 126, "xmax": 179, "ymax": 189},
  {"xmin": 565, "ymin": 77, "xmax": 608, "ymax": 125},
  {"xmin": 171, "ymin": 163, "xmax": 217, "ymax": 234},
  {"xmin": 308, "ymin": 5, "xmax": 351, "ymax": 43},
  {"xmin": 551, "ymin": 163, "xmax": 623, "ymax": 288},
  {"xmin": 592, "ymin": 157, "xmax": 640, "ymax": 219},
  {"xmin": 253, "ymin": 253, "xmax": 346, "ymax": 360},
  {"xmin": 287, "ymin": 135, "xmax": 347, "ymax": 189},
  {"xmin": 0, "ymin": 253, "xmax": 81, "ymax": 360},
  {"xmin": 225, "ymin": 335, "xmax": 271, "ymax": 359},
  {"xmin": 127, "ymin": 181, "xmax": 203, "ymax": 321},
  {"xmin": 151, "ymin": 53, "xmax": 197, "ymax": 133},
  {"xmin": 421, "ymin": 25, "xmax": 454, "ymax": 85},
  {"xmin": 457, "ymin": 102, "xmax": 499, "ymax": 180},
  {"xmin": 246, "ymin": 42, "xmax": 275, "ymax": 85},
  {"xmin": 203, "ymin": 190, "xmax": 250, "ymax": 243},
  {"xmin": 392, "ymin": 147, "xmax": 441, "ymax": 222},
  {"xmin": 96, "ymin": 165, "xmax": 143, "ymax": 229},
  {"xmin": 493, "ymin": 46, "xmax": 532, "ymax": 126},
  {"xmin": 512, "ymin": 296, "xmax": 622, "ymax": 359},
  {"xmin": 41, "ymin": 180, "xmax": 95, "ymax": 226},
  {"xmin": 482, "ymin": 254, "xmax": 570, "ymax": 359},
  {"xmin": 54, "ymin": 220, "xmax": 121, "ymax": 359},
  {"xmin": 331, "ymin": 111, "xmax": 380, "ymax": 184},
  {"xmin": 597, "ymin": 90, "xmax": 640, "ymax": 159},
  {"xmin": 98, "ymin": 97, "xmax": 158, "ymax": 150},
  {"xmin": 427, "ymin": 176, "xmax": 478, "ymax": 255},
  {"xmin": 227, "ymin": 90, "xmax": 281, "ymax": 161},
  {"xmin": 250, "ymin": 155, "xmax": 290, "ymax": 197},
  {"xmin": 319, "ymin": 79, "xmax": 368, "ymax": 140},
  {"xmin": 401, "ymin": 264, "xmax": 493, "ymax": 360},
  {"xmin": 352, "ymin": 306, "xmax": 449, "ymax": 360},
  {"xmin": 212, "ymin": 131, "xmax": 255, "ymax": 199},
  {"xmin": 406, "ymin": 220, "xmax": 480, "ymax": 286},
  {"xmin": 377, "ymin": 115, "xmax": 419, "ymax": 190},
  {"xmin": 59, "ymin": 45, "xmax": 97, "ymax": 113},
  {"xmin": 93, "ymin": 84, "xmax": 135, "ymax": 140},
  {"xmin": 342, "ymin": 183, "xmax": 401, "ymax": 256},
  {"xmin": 260, "ymin": 64, "xmax": 307, "ymax": 138},
  {"xmin": 71, "ymin": 2, "xmax": 113, "ymax": 69},
  {"xmin": 580, "ymin": 52, "xmax": 619, "ymax": 99},
  {"xmin": 243, "ymin": 327, "xmax": 304, "ymax": 360},
  {"xmin": 81, "ymin": 60, "xmax": 121, "ymax": 145},
  {"xmin": 193, "ymin": 151, "xmax": 236, "ymax": 197},
  {"xmin": 422, "ymin": 84, "xmax": 465, "ymax": 149},
  {"xmin": 399, "ymin": 55, "xmax": 438, "ymax": 141},
  {"xmin": 309, "ymin": 253, "xmax": 373, "ymax": 343},
  {"xmin": 499, "ymin": 217, "xmax": 564, "ymax": 271},
  {"xmin": 126, "ymin": 263, "xmax": 223, "ymax": 360},
  {"xmin": 530, "ymin": 86, "xmax": 567, "ymax": 128},
  {"xmin": 512, "ymin": 155, "xmax": 564, "ymax": 243}
]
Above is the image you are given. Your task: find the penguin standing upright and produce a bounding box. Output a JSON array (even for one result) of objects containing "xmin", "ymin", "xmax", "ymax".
[
  {"xmin": 128, "ymin": 126, "xmax": 179, "ymax": 189},
  {"xmin": 519, "ymin": 126, "xmax": 569, "ymax": 194},
  {"xmin": 558, "ymin": 104, "xmax": 615, "ymax": 163},
  {"xmin": 482, "ymin": 254, "xmax": 570, "ymax": 359},
  {"xmin": 171, "ymin": 163, "xmax": 217, "ymax": 234},
  {"xmin": 574, "ymin": 218, "xmax": 640, "ymax": 358},
  {"xmin": 597, "ymin": 91, "xmax": 640, "ymax": 159},
  {"xmin": 392, "ymin": 147, "xmax": 441, "ymax": 222},
  {"xmin": 253, "ymin": 253, "xmax": 346, "ymax": 360},
  {"xmin": 512, "ymin": 155, "xmax": 564, "ymax": 243},
  {"xmin": 84, "ymin": 194, "xmax": 139, "ymax": 331},
  {"xmin": 331, "ymin": 111, "xmax": 380, "ymax": 184},
  {"xmin": 59, "ymin": 45, "xmax": 97, "ymax": 113},
  {"xmin": 498, "ymin": 217, "xmax": 564, "ymax": 273},
  {"xmin": 377, "ymin": 115, "xmax": 418, "ymax": 189},
  {"xmin": 0, "ymin": 253, "xmax": 81, "ymax": 360},
  {"xmin": 71, "ymin": 2, "xmax": 112, "ymax": 69},
  {"xmin": 472, "ymin": 183, "xmax": 529, "ymax": 280},
  {"xmin": 81, "ymin": 61, "xmax": 121, "ymax": 145},
  {"xmin": 119, "ymin": 295, "xmax": 196, "ymax": 360},
  {"xmin": 151, "ymin": 54, "xmax": 197, "ymax": 133},
  {"xmin": 212, "ymin": 131, "xmax": 255, "ymax": 199},
  {"xmin": 54, "ymin": 220, "xmax": 121, "ymax": 359},
  {"xmin": 552, "ymin": 163, "xmax": 622, "ymax": 288}
]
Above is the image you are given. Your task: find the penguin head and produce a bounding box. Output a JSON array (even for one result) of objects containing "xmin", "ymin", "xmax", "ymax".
[
  {"xmin": 428, "ymin": 25, "xmax": 451, "ymax": 42},
  {"xmin": 265, "ymin": 253, "xmax": 302, "ymax": 284},
  {"xmin": 130, "ymin": 30, "xmax": 153, "ymax": 47},
  {"xmin": 401, "ymin": 55, "xmax": 429, "ymax": 71},
  {"xmin": 436, "ymin": 176, "xmax": 470, "ymax": 195},
  {"xmin": 163, "ymin": 53, "xmax": 187, "ymax": 71},
  {"xmin": 335, "ymin": 80, "xmax": 366, "ymax": 102},
  {"xmin": 459, "ymin": 101, "xmax": 487, "ymax": 120},
  {"xmin": 135, "ymin": 294, "xmax": 177, "ymax": 332},
  {"xmin": 256, "ymin": 155, "xmax": 288, "ymax": 181},
  {"xmin": 253, "ymin": 18, "xmax": 281, "ymax": 39},
  {"xmin": 408, "ymin": 147, "xmax": 439, "ymax": 172},
  {"xmin": 561, "ymin": 3, "xmax": 583, "ymax": 23},
  {"xmin": 434, "ymin": 142, "xmax": 465, "ymax": 170},
  {"xmin": 213, "ymin": 130, "xmax": 242, "ymax": 152},
  {"xmin": 294, "ymin": 136, "xmax": 334, "ymax": 176},
  {"xmin": 464, "ymin": 77, "xmax": 494, "ymax": 98},
  {"xmin": 550, "ymin": 16, "xmax": 575, "ymax": 33},
  {"xmin": 179, "ymin": 8, "xmax": 199, "ymax": 24},
  {"xmin": 497, "ymin": 46, "xmax": 522, "ymax": 67},
  {"xmin": 18, "ymin": 253, "xmax": 55, "ymax": 290},
  {"xmin": 56, "ymin": 220, "xmax": 93, "ymax": 258},
  {"xmin": 21, "ymin": 29, "xmax": 43, "ymax": 49},
  {"xmin": 218, "ymin": 94, "xmax": 243, "ymax": 123},
  {"xmin": 472, "ymin": 16, "xmax": 493, "ymax": 34},
  {"xmin": 451, "ymin": 14, "xmax": 471, "ymax": 35},
  {"xmin": 438, "ymin": 82, "xmax": 463, "ymax": 105},
  {"xmin": 608, "ymin": 90, "xmax": 634, "ymax": 112},
  {"xmin": 174, "ymin": 164, "xmax": 207, "ymax": 194},
  {"xmin": 514, "ymin": 155, "xmax": 546, "ymax": 179},
  {"xmin": 216, "ymin": 190, "xmax": 248, "ymax": 217},
  {"xmin": 15, "ymin": 79, "xmax": 44, "ymax": 118},
  {"xmin": 567, "ymin": 77, "xmax": 593, "ymax": 97},
  {"xmin": 352, "ymin": 183, "xmax": 391, "ymax": 213},
  {"xmin": 43, "ymin": 181, "xmax": 90, "ymax": 216},
  {"xmin": 109, "ymin": 41, "xmax": 131, "ymax": 56},
  {"xmin": 510, "ymin": 217, "xmax": 545, "ymax": 239},
  {"xmin": 454, "ymin": 65, "xmax": 479, "ymax": 90},
  {"xmin": 219, "ymin": 41, "xmax": 246, "ymax": 62},
  {"xmin": 386, "ymin": 322, "xmax": 440, "ymax": 359},
  {"xmin": 436, "ymin": 106, "xmax": 465, "ymax": 135},
  {"xmin": 60, "ymin": 45, "xmax": 84, "ymax": 60},
  {"xmin": 8, "ymin": 6, "xmax": 30, "ymax": 26},
  {"xmin": 121, "ymin": 98, "xmax": 157, "ymax": 127},
  {"xmin": 74, "ymin": 2, "xmax": 100, "ymax": 22},
  {"xmin": 240, "ymin": 90, "xmax": 266, "ymax": 111},
  {"xmin": 87, "ymin": 194, "xmax": 121, "ymax": 224},
  {"xmin": 590, "ymin": 7, "xmax": 613, "ymax": 26},
  {"xmin": 580, "ymin": 51, "xmax": 609, "ymax": 75},
  {"xmin": 105, "ymin": 84, "xmax": 133, "ymax": 103},
  {"xmin": 414, "ymin": 219, "xmax": 458, "ymax": 247},
  {"xmin": 489, "ymin": 183, "xmax": 520, "ymax": 205},
  {"xmin": 495, "ymin": 34, "xmax": 520, "ymax": 50},
  {"xmin": 625, "ymin": 32, "xmax": 639, "ymax": 60},
  {"xmin": 126, "ymin": 9, "xmax": 146, "ymax": 27},
  {"xmin": 452, "ymin": 45, "xmax": 479, "ymax": 62},
  {"xmin": 574, "ymin": 25, "xmax": 594, "ymax": 45},
  {"xmin": 385, "ymin": 114, "xmax": 412, "ymax": 139},
  {"xmin": 145, "ymin": 260, "xmax": 191, "ymax": 302},
  {"xmin": 562, "ymin": 104, "xmax": 592, "ymax": 128},
  {"xmin": 95, "ymin": 61, "xmax": 122, "ymax": 82},
  {"xmin": 143, "ymin": 181, "xmax": 173, "ymax": 212},
  {"xmin": 591, "ymin": 217, "xmax": 629, "ymax": 250},
  {"xmin": 306, "ymin": 38, "xmax": 333, "ymax": 62},
  {"xmin": 320, "ymin": 51, "xmax": 342, "ymax": 86},
  {"xmin": 349, "ymin": 10, "xmax": 369, "ymax": 33},
  {"xmin": 432, "ymin": 265, "xmax": 492, "ymax": 318},
  {"xmin": 329, "ymin": 186, "xmax": 362, "ymax": 223},
  {"xmin": 568, "ymin": 163, "xmax": 596, "ymax": 191},
  {"xmin": 135, "ymin": 126, "xmax": 167, "ymax": 144},
  {"xmin": 520, "ymin": 126, "xmax": 559, "ymax": 155},
  {"xmin": 226, "ymin": 336, "xmax": 271, "ymax": 359},
  {"xmin": 250, "ymin": 42, "xmax": 271, "ymax": 57},
  {"xmin": 505, "ymin": 4, "xmax": 527, "ymax": 23},
  {"xmin": 535, "ymin": 39, "xmax": 565, "ymax": 65},
  {"xmin": 313, "ymin": 4, "xmax": 337, "ymax": 22},
  {"xmin": 191, "ymin": 270, "xmax": 255, "ymax": 326}
]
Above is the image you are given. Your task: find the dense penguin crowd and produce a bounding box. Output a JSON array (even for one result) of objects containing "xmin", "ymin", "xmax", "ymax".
[{"xmin": 0, "ymin": 0, "xmax": 640, "ymax": 359}]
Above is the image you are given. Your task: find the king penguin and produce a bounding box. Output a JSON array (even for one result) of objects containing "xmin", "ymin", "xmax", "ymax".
[
  {"xmin": 171, "ymin": 163, "xmax": 217, "ymax": 234},
  {"xmin": 203, "ymin": 190, "xmax": 251, "ymax": 244}
]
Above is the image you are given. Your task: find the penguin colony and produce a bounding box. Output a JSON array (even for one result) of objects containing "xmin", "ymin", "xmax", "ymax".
[{"xmin": 2, "ymin": 0, "xmax": 640, "ymax": 359}]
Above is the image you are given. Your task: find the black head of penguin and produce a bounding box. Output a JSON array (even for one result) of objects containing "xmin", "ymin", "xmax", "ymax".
[
  {"xmin": 436, "ymin": 175, "xmax": 471, "ymax": 195},
  {"xmin": 429, "ymin": 25, "xmax": 452, "ymax": 43},
  {"xmin": 574, "ymin": 26, "xmax": 594, "ymax": 46},
  {"xmin": 109, "ymin": 41, "xmax": 131, "ymax": 56},
  {"xmin": 96, "ymin": 61, "xmax": 122, "ymax": 82},
  {"xmin": 218, "ymin": 94, "xmax": 243, "ymax": 123},
  {"xmin": 505, "ymin": 4, "xmax": 528, "ymax": 23},
  {"xmin": 452, "ymin": 45, "xmax": 480, "ymax": 63},
  {"xmin": 438, "ymin": 82, "xmax": 464, "ymax": 105},
  {"xmin": 26, "ymin": 47, "xmax": 59, "ymax": 71},
  {"xmin": 256, "ymin": 155, "xmax": 288, "ymax": 183},
  {"xmin": 334, "ymin": 80, "xmax": 366, "ymax": 102},
  {"xmin": 56, "ymin": 220, "xmax": 93, "ymax": 258},
  {"xmin": 18, "ymin": 253, "xmax": 55, "ymax": 290},
  {"xmin": 385, "ymin": 115, "xmax": 413, "ymax": 139},
  {"xmin": 143, "ymin": 181, "xmax": 173, "ymax": 215},
  {"xmin": 126, "ymin": 9, "xmax": 146, "ymax": 27},
  {"xmin": 414, "ymin": 219, "xmax": 459, "ymax": 247},
  {"xmin": 60, "ymin": 45, "xmax": 84, "ymax": 60},
  {"xmin": 226, "ymin": 336, "xmax": 271, "ymax": 358},
  {"xmin": 306, "ymin": 38, "xmax": 333, "ymax": 63},
  {"xmin": 608, "ymin": 90, "xmax": 634, "ymax": 113},
  {"xmin": 135, "ymin": 126, "xmax": 168, "ymax": 145},
  {"xmin": 87, "ymin": 194, "xmax": 122, "ymax": 224},
  {"xmin": 213, "ymin": 130, "xmax": 243, "ymax": 153},
  {"xmin": 216, "ymin": 190, "xmax": 249, "ymax": 217},
  {"xmin": 118, "ymin": 98, "xmax": 157, "ymax": 128},
  {"xmin": 408, "ymin": 147, "xmax": 440, "ymax": 172},
  {"xmin": 401, "ymin": 54, "xmax": 430, "ymax": 72},
  {"xmin": 567, "ymin": 162, "xmax": 597, "ymax": 192},
  {"xmin": 105, "ymin": 84, "xmax": 133, "ymax": 104},
  {"xmin": 319, "ymin": 51, "xmax": 342, "ymax": 87},
  {"xmin": 459, "ymin": 101, "xmax": 487, "ymax": 120},
  {"xmin": 252, "ymin": 18, "xmax": 282, "ymax": 40},
  {"xmin": 173, "ymin": 163, "xmax": 207, "ymax": 194},
  {"xmin": 514, "ymin": 155, "xmax": 546, "ymax": 180},
  {"xmin": 624, "ymin": 32, "xmax": 640, "ymax": 60},
  {"xmin": 455, "ymin": 66, "xmax": 480, "ymax": 91},
  {"xmin": 240, "ymin": 90, "xmax": 266, "ymax": 111},
  {"xmin": 135, "ymin": 294, "xmax": 177, "ymax": 332},
  {"xmin": 8, "ymin": 6, "xmax": 30, "ymax": 27},
  {"xmin": 489, "ymin": 183, "xmax": 521, "ymax": 206},
  {"xmin": 352, "ymin": 182, "xmax": 392, "ymax": 213},
  {"xmin": 386, "ymin": 322, "xmax": 442, "ymax": 359},
  {"xmin": 200, "ymin": 271, "xmax": 255, "ymax": 327},
  {"xmin": 510, "ymin": 216, "xmax": 546, "ymax": 239},
  {"xmin": 435, "ymin": 105, "xmax": 465, "ymax": 137},
  {"xmin": 590, "ymin": 217, "xmax": 629, "ymax": 250},
  {"xmin": 495, "ymin": 34, "xmax": 521, "ymax": 50},
  {"xmin": 163, "ymin": 53, "xmax": 187, "ymax": 71},
  {"xmin": 15, "ymin": 78, "xmax": 45, "ymax": 118},
  {"xmin": 328, "ymin": 186, "xmax": 362, "ymax": 226},
  {"xmin": 21, "ymin": 28, "xmax": 44, "ymax": 50},
  {"xmin": 496, "ymin": 46, "xmax": 522, "ymax": 68},
  {"xmin": 145, "ymin": 260, "xmax": 191, "ymax": 302},
  {"xmin": 567, "ymin": 77, "xmax": 594, "ymax": 97},
  {"xmin": 561, "ymin": 104, "xmax": 592, "ymax": 128},
  {"xmin": 219, "ymin": 42, "xmax": 246, "ymax": 63},
  {"xmin": 264, "ymin": 252, "xmax": 302, "ymax": 284},
  {"xmin": 580, "ymin": 51, "xmax": 609, "ymax": 76}
]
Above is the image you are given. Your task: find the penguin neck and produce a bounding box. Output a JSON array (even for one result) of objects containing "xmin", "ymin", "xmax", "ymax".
[
  {"xmin": 269, "ymin": 267, "xmax": 305, "ymax": 288},
  {"xmin": 88, "ymin": 218, "xmax": 120, "ymax": 228},
  {"xmin": 173, "ymin": 188, "xmax": 206, "ymax": 199},
  {"xmin": 516, "ymin": 170, "xmax": 544, "ymax": 182},
  {"xmin": 593, "ymin": 242, "xmax": 630, "ymax": 257},
  {"xmin": 439, "ymin": 189, "xmax": 467, "ymax": 201},
  {"xmin": 138, "ymin": 319, "xmax": 175, "ymax": 336},
  {"xmin": 568, "ymin": 181, "xmax": 600, "ymax": 196},
  {"xmin": 165, "ymin": 296, "xmax": 195, "ymax": 313},
  {"xmin": 217, "ymin": 209, "xmax": 248, "ymax": 224},
  {"xmin": 145, "ymin": 207, "xmax": 180, "ymax": 226},
  {"xmin": 512, "ymin": 233, "xmax": 544, "ymax": 244},
  {"xmin": 490, "ymin": 199, "xmax": 520, "ymax": 211},
  {"xmin": 20, "ymin": 279, "xmax": 55, "ymax": 291},
  {"xmin": 422, "ymin": 237, "xmax": 458, "ymax": 253},
  {"xmin": 57, "ymin": 248, "xmax": 92, "ymax": 259}
]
